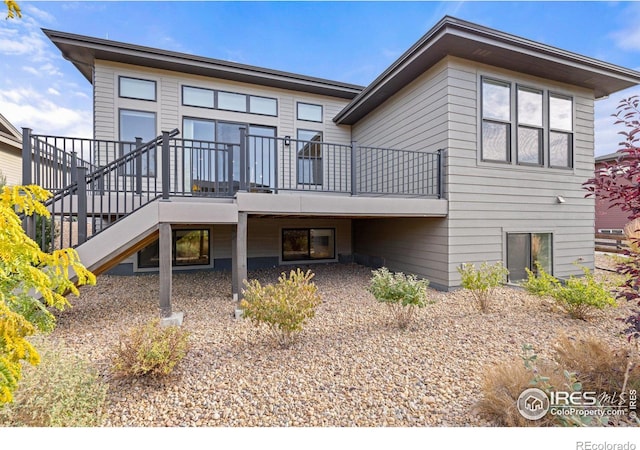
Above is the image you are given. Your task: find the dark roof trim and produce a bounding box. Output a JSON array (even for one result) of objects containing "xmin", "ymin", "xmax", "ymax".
[
  {"xmin": 42, "ymin": 29, "xmax": 363, "ymax": 100},
  {"xmin": 334, "ymin": 16, "xmax": 640, "ymax": 125}
]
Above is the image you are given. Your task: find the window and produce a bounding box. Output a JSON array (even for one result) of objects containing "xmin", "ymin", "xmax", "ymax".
[
  {"xmin": 506, "ymin": 232, "xmax": 552, "ymax": 282},
  {"xmin": 119, "ymin": 109, "xmax": 156, "ymax": 176},
  {"xmin": 549, "ymin": 94, "xmax": 573, "ymax": 168},
  {"xmin": 297, "ymin": 102, "xmax": 323, "ymax": 122},
  {"xmin": 282, "ymin": 228, "xmax": 335, "ymax": 261},
  {"xmin": 482, "ymin": 79, "xmax": 511, "ymax": 162},
  {"xmin": 218, "ymin": 91, "xmax": 247, "ymax": 112},
  {"xmin": 138, "ymin": 229, "xmax": 210, "ymax": 268},
  {"xmin": 183, "ymin": 86, "xmax": 214, "ymax": 108},
  {"xmin": 481, "ymin": 77, "xmax": 573, "ymax": 168},
  {"xmin": 119, "ymin": 76, "xmax": 156, "ymax": 101},
  {"xmin": 249, "ymin": 96, "xmax": 277, "ymax": 116},
  {"xmin": 297, "ymin": 129, "xmax": 323, "ymax": 185},
  {"xmin": 517, "ymin": 87, "xmax": 543, "ymax": 165}
]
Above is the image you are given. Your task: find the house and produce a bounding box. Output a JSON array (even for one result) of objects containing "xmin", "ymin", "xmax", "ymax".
[
  {"xmin": 594, "ymin": 151, "xmax": 630, "ymax": 234},
  {"xmin": 23, "ymin": 16, "xmax": 640, "ymax": 317},
  {"xmin": 0, "ymin": 113, "xmax": 22, "ymax": 186}
]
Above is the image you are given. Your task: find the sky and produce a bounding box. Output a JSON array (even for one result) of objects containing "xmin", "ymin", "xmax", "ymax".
[{"xmin": 2, "ymin": 1, "xmax": 640, "ymax": 156}]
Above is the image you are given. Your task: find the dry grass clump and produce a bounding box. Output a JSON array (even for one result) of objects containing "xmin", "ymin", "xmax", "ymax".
[
  {"xmin": 553, "ymin": 335, "xmax": 640, "ymax": 393},
  {"xmin": 476, "ymin": 358, "xmax": 564, "ymax": 427}
]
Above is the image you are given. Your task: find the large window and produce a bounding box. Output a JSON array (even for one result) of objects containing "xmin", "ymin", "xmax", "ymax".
[
  {"xmin": 282, "ymin": 228, "xmax": 335, "ymax": 261},
  {"xmin": 138, "ymin": 229, "xmax": 210, "ymax": 268},
  {"xmin": 506, "ymin": 232, "xmax": 552, "ymax": 282},
  {"xmin": 481, "ymin": 77, "xmax": 573, "ymax": 168},
  {"xmin": 119, "ymin": 76, "xmax": 156, "ymax": 101},
  {"xmin": 119, "ymin": 109, "xmax": 156, "ymax": 176},
  {"xmin": 297, "ymin": 129, "xmax": 323, "ymax": 185},
  {"xmin": 183, "ymin": 86, "xmax": 214, "ymax": 108}
]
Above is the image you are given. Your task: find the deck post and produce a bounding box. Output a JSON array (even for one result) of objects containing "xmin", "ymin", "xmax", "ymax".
[
  {"xmin": 437, "ymin": 149, "xmax": 444, "ymax": 199},
  {"xmin": 159, "ymin": 222, "xmax": 172, "ymax": 318},
  {"xmin": 21, "ymin": 128, "xmax": 32, "ymax": 185},
  {"xmin": 231, "ymin": 227, "xmax": 238, "ymax": 299},
  {"xmin": 351, "ymin": 140, "xmax": 358, "ymax": 196},
  {"xmin": 135, "ymin": 137, "xmax": 143, "ymax": 195},
  {"xmin": 239, "ymin": 127, "xmax": 247, "ymax": 191},
  {"xmin": 234, "ymin": 212, "xmax": 248, "ymax": 312},
  {"xmin": 76, "ymin": 166, "xmax": 88, "ymax": 245},
  {"xmin": 162, "ymin": 131, "xmax": 170, "ymax": 200}
]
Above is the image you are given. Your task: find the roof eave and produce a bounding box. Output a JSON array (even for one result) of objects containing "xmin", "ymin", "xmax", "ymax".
[
  {"xmin": 334, "ymin": 16, "xmax": 640, "ymax": 125},
  {"xmin": 43, "ymin": 29, "xmax": 364, "ymax": 100}
]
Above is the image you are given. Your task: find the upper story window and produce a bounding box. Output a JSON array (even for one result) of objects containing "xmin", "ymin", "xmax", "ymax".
[
  {"xmin": 119, "ymin": 76, "xmax": 156, "ymax": 101},
  {"xmin": 549, "ymin": 94, "xmax": 573, "ymax": 168},
  {"xmin": 481, "ymin": 77, "xmax": 573, "ymax": 169},
  {"xmin": 182, "ymin": 86, "xmax": 277, "ymax": 117},
  {"xmin": 183, "ymin": 86, "xmax": 214, "ymax": 108},
  {"xmin": 297, "ymin": 102, "xmax": 323, "ymax": 122}
]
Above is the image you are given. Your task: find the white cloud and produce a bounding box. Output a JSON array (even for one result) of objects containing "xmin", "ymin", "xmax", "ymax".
[
  {"xmin": 47, "ymin": 88, "xmax": 60, "ymax": 96},
  {"xmin": 0, "ymin": 87, "xmax": 92, "ymax": 138},
  {"xmin": 610, "ymin": 3, "xmax": 640, "ymax": 51},
  {"xmin": 24, "ymin": 4, "xmax": 56, "ymax": 24}
]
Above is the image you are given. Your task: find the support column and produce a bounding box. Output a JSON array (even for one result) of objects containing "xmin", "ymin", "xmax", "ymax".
[
  {"xmin": 159, "ymin": 222, "xmax": 173, "ymax": 318},
  {"xmin": 231, "ymin": 227, "xmax": 238, "ymax": 300},
  {"xmin": 234, "ymin": 212, "xmax": 248, "ymax": 307}
]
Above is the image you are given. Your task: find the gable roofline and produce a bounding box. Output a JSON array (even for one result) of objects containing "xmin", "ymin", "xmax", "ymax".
[
  {"xmin": 0, "ymin": 113, "xmax": 22, "ymax": 150},
  {"xmin": 42, "ymin": 29, "xmax": 364, "ymax": 100},
  {"xmin": 334, "ymin": 16, "xmax": 640, "ymax": 125}
]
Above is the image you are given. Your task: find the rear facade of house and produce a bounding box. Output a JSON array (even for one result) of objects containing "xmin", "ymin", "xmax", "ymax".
[{"xmin": 25, "ymin": 16, "xmax": 640, "ymax": 307}]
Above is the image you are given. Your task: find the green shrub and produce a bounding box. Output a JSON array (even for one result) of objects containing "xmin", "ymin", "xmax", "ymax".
[
  {"xmin": 0, "ymin": 336, "xmax": 107, "ymax": 427},
  {"xmin": 523, "ymin": 264, "xmax": 616, "ymax": 320},
  {"xmin": 554, "ymin": 268, "xmax": 617, "ymax": 320},
  {"xmin": 113, "ymin": 319, "xmax": 190, "ymax": 377},
  {"xmin": 368, "ymin": 267, "xmax": 431, "ymax": 329},
  {"xmin": 457, "ymin": 261, "xmax": 509, "ymax": 313},
  {"xmin": 241, "ymin": 268, "xmax": 321, "ymax": 348},
  {"xmin": 522, "ymin": 262, "xmax": 561, "ymax": 297}
]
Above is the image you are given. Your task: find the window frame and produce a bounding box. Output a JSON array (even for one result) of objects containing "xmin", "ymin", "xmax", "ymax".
[
  {"xmin": 479, "ymin": 75, "xmax": 575, "ymax": 170},
  {"xmin": 181, "ymin": 84, "xmax": 278, "ymax": 117},
  {"xmin": 118, "ymin": 108, "xmax": 157, "ymax": 178},
  {"xmin": 118, "ymin": 76, "xmax": 157, "ymax": 102},
  {"xmin": 137, "ymin": 227, "xmax": 212, "ymax": 270},
  {"xmin": 296, "ymin": 129, "xmax": 323, "ymax": 186},
  {"xmin": 481, "ymin": 78, "xmax": 512, "ymax": 163},
  {"xmin": 182, "ymin": 85, "xmax": 215, "ymax": 109},
  {"xmin": 516, "ymin": 85, "xmax": 544, "ymax": 166},
  {"xmin": 296, "ymin": 102, "xmax": 323, "ymax": 123},
  {"xmin": 505, "ymin": 232, "xmax": 554, "ymax": 283},
  {"xmin": 281, "ymin": 227, "xmax": 336, "ymax": 262}
]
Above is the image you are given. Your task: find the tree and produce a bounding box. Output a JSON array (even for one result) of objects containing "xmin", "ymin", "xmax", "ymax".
[
  {"xmin": 4, "ymin": 0, "xmax": 21, "ymax": 19},
  {"xmin": 584, "ymin": 96, "xmax": 640, "ymax": 340},
  {"xmin": 0, "ymin": 183, "xmax": 95, "ymax": 404}
]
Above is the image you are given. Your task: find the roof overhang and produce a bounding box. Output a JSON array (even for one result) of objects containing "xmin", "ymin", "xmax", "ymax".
[
  {"xmin": 0, "ymin": 113, "xmax": 21, "ymax": 151},
  {"xmin": 43, "ymin": 29, "xmax": 363, "ymax": 100},
  {"xmin": 335, "ymin": 16, "xmax": 640, "ymax": 125}
]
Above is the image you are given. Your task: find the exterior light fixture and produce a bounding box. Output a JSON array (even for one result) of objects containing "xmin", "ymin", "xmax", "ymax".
[
  {"xmin": 284, "ymin": 136, "xmax": 291, "ymax": 146},
  {"xmin": 556, "ymin": 195, "xmax": 566, "ymax": 204}
]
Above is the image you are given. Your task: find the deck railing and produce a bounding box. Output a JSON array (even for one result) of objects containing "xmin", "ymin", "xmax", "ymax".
[{"xmin": 22, "ymin": 127, "xmax": 443, "ymax": 250}]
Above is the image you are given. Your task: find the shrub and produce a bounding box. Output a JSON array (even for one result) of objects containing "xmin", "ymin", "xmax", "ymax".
[
  {"xmin": 368, "ymin": 267, "xmax": 431, "ymax": 329},
  {"xmin": 554, "ymin": 268, "xmax": 617, "ymax": 320},
  {"xmin": 241, "ymin": 268, "xmax": 321, "ymax": 348},
  {"xmin": 457, "ymin": 261, "xmax": 508, "ymax": 313},
  {"xmin": 0, "ymin": 336, "xmax": 107, "ymax": 426},
  {"xmin": 525, "ymin": 264, "xmax": 616, "ymax": 320},
  {"xmin": 522, "ymin": 262, "xmax": 561, "ymax": 297},
  {"xmin": 113, "ymin": 319, "xmax": 190, "ymax": 377}
]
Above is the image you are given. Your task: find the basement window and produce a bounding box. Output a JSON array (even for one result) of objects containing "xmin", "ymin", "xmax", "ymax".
[
  {"xmin": 138, "ymin": 229, "xmax": 210, "ymax": 268},
  {"xmin": 282, "ymin": 228, "xmax": 335, "ymax": 262},
  {"xmin": 506, "ymin": 232, "xmax": 552, "ymax": 282}
]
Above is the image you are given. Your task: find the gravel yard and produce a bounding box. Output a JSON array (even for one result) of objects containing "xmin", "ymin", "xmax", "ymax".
[{"xmin": 50, "ymin": 255, "xmax": 635, "ymax": 427}]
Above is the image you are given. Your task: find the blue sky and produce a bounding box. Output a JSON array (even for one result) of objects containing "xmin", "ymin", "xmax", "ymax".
[{"xmin": 2, "ymin": 1, "xmax": 640, "ymax": 156}]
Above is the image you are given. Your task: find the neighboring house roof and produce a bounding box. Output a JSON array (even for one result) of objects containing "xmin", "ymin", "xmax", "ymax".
[
  {"xmin": 335, "ymin": 16, "xmax": 640, "ymax": 125},
  {"xmin": 0, "ymin": 113, "xmax": 21, "ymax": 152},
  {"xmin": 42, "ymin": 29, "xmax": 363, "ymax": 100},
  {"xmin": 595, "ymin": 151, "xmax": 627, "ymax": 163}
]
